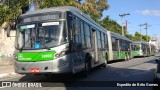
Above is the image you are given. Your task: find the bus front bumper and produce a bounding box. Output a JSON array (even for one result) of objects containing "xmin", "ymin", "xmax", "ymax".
[{"xmin": 14, "ymin": 57, "xmax": 71, "ymax": 74}]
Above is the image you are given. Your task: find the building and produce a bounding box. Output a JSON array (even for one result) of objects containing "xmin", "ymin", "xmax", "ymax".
[{"xmin": 149, "ymin": 35, "xmax": 159, "ymax": 51}]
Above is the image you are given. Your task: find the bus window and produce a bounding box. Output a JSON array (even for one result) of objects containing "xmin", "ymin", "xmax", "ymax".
[
  {"xmin": 101, "ymin": 33, "xmax": 105, "ymax": 48},
  {"xmin": 111, "ymin": 36, "xmax": 117, "ymax": 51},
  {"xmin": 84, "ymin": 23, "xmax": 91, "ymax": 48},
  {"xmin": 72, "ymin": 18, "xmax": 82, "ymax": 49},
  {"xmin": 104, "ymin": 34, "xmax": 108, "ymax": 48},
  {"xmin": 80, "ymin": 21, "xmax": 85, "ymax": 48},
  {"xmin": 97, "ymin": 30, "xmax": 102, "ymax": 49}
]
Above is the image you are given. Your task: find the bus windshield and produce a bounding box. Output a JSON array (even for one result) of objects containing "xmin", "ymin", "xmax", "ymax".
[{"xmin": 16, "ymin": 21, "xmax": 67, "ymax": 49}]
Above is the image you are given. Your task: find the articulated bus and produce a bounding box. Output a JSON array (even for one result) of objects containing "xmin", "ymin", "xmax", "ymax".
[
  {"xmin": 132, "ymin": 41, "xmax": 156, "ymax": 57},
  {"xmin": 7, "ymin": 6, "xmax": 132, "ymax": 75},
  {"xmin": 107, "ymin": 32, "xmax": 132, "ymax": 61},
  {"xmin": 131, "ymin": 41, "xmax": 148, "ymax": 57}
]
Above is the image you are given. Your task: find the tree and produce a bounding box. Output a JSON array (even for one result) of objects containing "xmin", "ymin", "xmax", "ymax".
[
  {"xmin": 40, "ymin": 0, "xmax": 109, "ymax": 22},
  {"xmin": 133, "ymin": 32, "xmax": 141, "ymax": 41},
  {"xmin": 125, "ymin": 34, "xmax": 133, "ymax": 40},
  {"xmin": 100, "ymin": 15, "xmax": 121, "ymax": 34},
  {"xmin": 142, "ymin": 35, "xmax": 150, "ymax": 42},
  {"xmin": 0, "ymin": 0, "xmax": 28, "ymax": 25}
]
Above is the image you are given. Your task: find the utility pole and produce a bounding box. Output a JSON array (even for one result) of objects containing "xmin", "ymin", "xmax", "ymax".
[
  {"xmin": 126, "ymin": 20, "xmax": 128, "ymax": 34},
  {"xmin": 139, "ymin": 24, "xmax": 143, "ymax": 42},
  {"xmin": 126, "ymin": 21, "xmax": 131, "ymax": 34},
  {"xmin": 143, "ymin": 23, "xmax": 150, "ymax": 42},
  {"xmin": 119, "ymin": 13, "xmax": 130, "ymax": 36},
  {"xmin": 139, "ymin": 23, "xmax": 150, "ymax": 42}
]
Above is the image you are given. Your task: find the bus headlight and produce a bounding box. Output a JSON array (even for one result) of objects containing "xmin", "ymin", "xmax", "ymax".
[
  {"xmin": 55, "ymin": 50, "xmax": 68, "ymax": 58},
  {"xmin": 55, "ymin": 53, "xmax": 60, "ymax": 58}
]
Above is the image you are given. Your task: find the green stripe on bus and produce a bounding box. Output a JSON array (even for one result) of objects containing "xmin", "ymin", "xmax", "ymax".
[
  {"xmin": 120, "ymin": 51, "xmax": 126, "ymax": 59},
  {"xmin": 17, "ymin": 51, "xmax": 56, "ymax": 62},
  {"xmin": 132, "ymin": 51, "xmax": 139, "ymax": 56}
]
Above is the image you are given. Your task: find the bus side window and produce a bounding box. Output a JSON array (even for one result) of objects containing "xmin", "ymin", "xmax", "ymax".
[
  {"xmin": 97, "ymin": 30, "xmax": 102, "ymax": 49},
  {"xmin": 104, "ymin": 34, "xmax": 108, "ymax": 49},
  {"xmin": 72, "ymin": 18, "xmax": 82, "ymax": 49},
  {"xmin": 111, "ymin": 36, "xmax": 117, "ymax": 51},
  {"xmin": 101, "ymin": 33, "xmax": 105, "ymax": 48},
  {"xmin": 80, "ymin": 21, "xmax": 85, "ymax": 48},
  {"xmin": 84, "ymin": 23, "xmax": 91, "ymax": 48}
]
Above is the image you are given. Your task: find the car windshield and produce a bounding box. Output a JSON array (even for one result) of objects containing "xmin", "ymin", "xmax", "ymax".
[{"xmin": 16, "ymin": 21, "xmax": 67, "ymax": 49}]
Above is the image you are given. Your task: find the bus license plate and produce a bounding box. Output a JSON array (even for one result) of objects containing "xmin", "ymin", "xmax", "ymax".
[{"xmin": 30, "ymin": 68, "xmax": 40, "ymax": 73}]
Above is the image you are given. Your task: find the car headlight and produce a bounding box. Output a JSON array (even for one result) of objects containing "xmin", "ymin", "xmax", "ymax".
[{"xmin": 157, "ymin": 73, "xmax": 160, "ymax": 79}]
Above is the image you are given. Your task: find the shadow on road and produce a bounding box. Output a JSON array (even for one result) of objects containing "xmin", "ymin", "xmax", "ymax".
[{"xmin": 18, "ymin": 62, "xmax": 156, "ymax": 90}]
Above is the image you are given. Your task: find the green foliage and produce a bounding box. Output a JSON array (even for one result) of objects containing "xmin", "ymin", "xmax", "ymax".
[
  {"xmin": 40, "ymin": 0, "xmax": 78, "ymax": 8},
  {"xmin": 129, "ymin": 32, "xmax": 151, "ymax": 42},
  {"xmin": 0, "ymin": 0, "xmax": 29, "ymax": 25},
  {"xmin": 0, "ymin": 4, "xmax": 9, "ymax": 24},
  {"xmin": 125, "ymin": 34, "xmax": 133, "ymax": 40},
  {"xmin": 0, "ymin": 0, "xmax": 109, "ymax": 25},
  {"xmin": 99, "ymin": 15, "xmax": 122, "ymax": 34},
  {"xmin": 40, "ymin": 0, "xmax": 109, "ymax": 22}
]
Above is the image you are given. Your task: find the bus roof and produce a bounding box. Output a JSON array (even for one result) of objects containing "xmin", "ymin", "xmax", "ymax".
[
  {"xmin": 21, "ymin": 6, "xmax": 132, "ymax": 42},
  {"xmin": 111, "ymin": 31, "xmax": 132, "ymax": 42},
  {"xmin": 20, "ymin": 6, "xmax": 107, "ymax": 33},
  {"xmin": 132, "ymin": 41, "xmax": 152, "ymax": 45}
]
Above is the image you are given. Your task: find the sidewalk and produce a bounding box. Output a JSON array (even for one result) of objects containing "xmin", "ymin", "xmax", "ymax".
[
  {"xmin": 0, "ymin": 65, "xmax": 17, "ymax": 79},
  {"xmin": 0, "ymin": 58, "xmax": 20, "ymax": 79}
]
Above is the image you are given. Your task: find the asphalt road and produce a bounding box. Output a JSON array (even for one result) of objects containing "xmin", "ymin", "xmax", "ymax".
[{"xmin": 0, "ymin": 55, "xmax": 159, "ymax": 90}]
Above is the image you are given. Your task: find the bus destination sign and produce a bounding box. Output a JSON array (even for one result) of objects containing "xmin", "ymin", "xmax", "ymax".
[{"xmin": 23, "ymin": 14, "xmax": 60, "ymax": 23}]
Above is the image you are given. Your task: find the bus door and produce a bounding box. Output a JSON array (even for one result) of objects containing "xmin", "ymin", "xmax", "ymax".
[
  {"xmin": 116, "ymin": 39, "xmax": 120, "ymax": 59},
  {"xmin": 92, "ymin": 29, "xmax": 99, "ymax": 63}
]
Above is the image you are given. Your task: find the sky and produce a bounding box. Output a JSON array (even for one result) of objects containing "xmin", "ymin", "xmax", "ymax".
[{"xmin": 102, "ymin": 0, "xmax": 160, "ymax": 38}]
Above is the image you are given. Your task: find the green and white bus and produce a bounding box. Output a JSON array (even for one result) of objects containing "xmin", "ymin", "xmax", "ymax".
[
  {"xmin": 107, "ymin": 31, "xmax": 132, "ymax": 61},
  {"xmin": 131, "ymin": 41, "xmax": 148, "ymax": 57},
  {"xmin": 7, "ymin": 6, "xmax": 132, "ymax": 75},
  {"xmin": 132, "ymin": 41, "xmax": 156, "ymax": 57}
]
